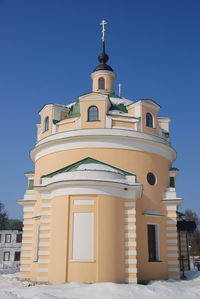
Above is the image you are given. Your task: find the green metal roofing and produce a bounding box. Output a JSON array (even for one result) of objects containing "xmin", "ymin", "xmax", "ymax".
[
  {"xmin": 65, "ymin": 99, "xmax": 80, "ymax": 119},
  {"xmin": 42, "ymin": 157, "xmax": 135, "ymax": 178},
  {"xmin": 107, "ymin": 93, "xmax": 122, "ymax": 99},
  {"xmin": 109, "ymin": 103, "xmax": 128, "ymax": 113},
  {"xmin": 169, "ymin": 167, "xmax": 179, "ymax": 171}
]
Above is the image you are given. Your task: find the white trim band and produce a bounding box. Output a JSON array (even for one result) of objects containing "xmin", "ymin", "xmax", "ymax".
[
  {"xmin": 36, "ymin": 277, "xmax": 48, "ymax": 282},
  {"xmin": 125, "ymin": 259, "xmax": 137, "ymax": 264},
  {"xmin": 125, "ymin": 233, "xmax": 136, "ymax": 238},
  {"xmin": 38, "ymin": 251, "xmax": 49, "ymax": 255},
  {"xmin": 124, "ymin": 217, "xmax": 136, "ymax": 223},
  {"xmin": 125, "ymin": 268, "xmax": 137, "ymax": 273},
  {"xmin": 124, "ymin": 202, "xmax": 135, "ymax": 207},
  {"xmin": 38, "ymin": 268, "xmax": 48, "ymax": 273},
  {"xmin": 124, "ymin": 225, "xmax": 136, "ymax": 230},
  {"xmin": 125, "ymin": 242, "xmax": 136, "ymax": 247},
  {"xmin": 125, "ymin": 250, "xmax": 137, "ymax": 255}
]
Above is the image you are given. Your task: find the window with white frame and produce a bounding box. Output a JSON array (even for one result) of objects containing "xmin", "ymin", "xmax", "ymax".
[
  {"xmin": 5, "ymin": 234, "xmax": 11, "ymax": 243},
  {"xmin": 98, "ymin": 77, "xmax": 105, "ymax": 89},
  {"xmin": 147, "ymin": 224, "xmax": 160, "ymax": 262},
  {"xmin": 146, "ymin": 112, "xmax": 153, "ymax": 128},
  {"xmin": 3, "ymin": 251, "xmax": 10, "ymax": 261},
  {"xmin": 33, "ymin": 225, "xmax": 40, "ymax": 262},
  {"xmin": 44, "ymin": 116, "xmax": 49, "ymax": 131},
  {"xmin": 88, "ymin": 106, "xmax": 99, "ymax": 121}
]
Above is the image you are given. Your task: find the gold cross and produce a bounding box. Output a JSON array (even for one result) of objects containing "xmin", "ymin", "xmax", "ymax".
[{"xmin": 100, "ymin": 20, "xmax": 108, "ymax": 41}]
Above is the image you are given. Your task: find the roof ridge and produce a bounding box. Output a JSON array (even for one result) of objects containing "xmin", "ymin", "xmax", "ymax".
[{"xmin": 42, "ymin": 157, "xmax": 134, "ymax": 178}]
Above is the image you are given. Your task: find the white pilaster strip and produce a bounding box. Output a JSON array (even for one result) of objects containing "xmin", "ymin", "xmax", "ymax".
[
  {"xmin": 164, "ymin": 202, "xmax": 180, "ymax": 279},
  {"xmin": 124, "ymin": 200, "xmax": 137, "ymax": 284}
]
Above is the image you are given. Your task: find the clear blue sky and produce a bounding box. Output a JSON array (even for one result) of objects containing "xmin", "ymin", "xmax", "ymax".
[{"xmin": 0, "ymin": 0, "xmax": 199, "ymax": 219}]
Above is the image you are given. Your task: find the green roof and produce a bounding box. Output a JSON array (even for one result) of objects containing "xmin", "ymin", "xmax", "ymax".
[
  {"xmin": 107, "ymin": 93, "xmax": 122, "ymax": 99},
  {"xmin": 42, "ymin": 157, "xmax": 134, "ymax": 178},
  {"xmin": 169, "ymin": 167, "xmax": 179, "ymax": 171},
  {"xmin": 65, "ymin": 99, "xmax": 80, "ymax": 119},
  {"xmin": 109, "ymin": 103, "xmax": 128, "ymax": 113}
]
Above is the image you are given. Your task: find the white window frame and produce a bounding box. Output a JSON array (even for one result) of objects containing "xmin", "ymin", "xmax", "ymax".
[
  {"xmin": 3, "ymin": 251, "xmax": 10, "ymax": 261},
  {"xmin": 5, "ymin": 234, "xmax": 11, "ymax": 243},
  {"xmin": 33, "ymin": 225, "xmax": 40, "ymax": 262},
  {"xmin": 44, "ymin": 116, "xmax": 49, "ymax": 132},
  {"xmin": 146, "ymin": 112, "xmax": 154, "ymax": 128}
]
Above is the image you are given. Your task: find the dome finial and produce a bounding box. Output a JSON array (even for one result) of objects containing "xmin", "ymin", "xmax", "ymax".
[
  {"xmin": 93, "ymin": 20, "xmax": 113, "ymax": 72},
  {"xmin": 98, "ymin": 20, "xmax": 109, "ymax": 64},
  {"xmin": 100, "ymin": 20, "xmax": 107, "ymax": 42}
]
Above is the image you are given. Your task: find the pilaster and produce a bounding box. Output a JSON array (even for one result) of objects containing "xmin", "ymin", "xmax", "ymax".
[{"xmin": 124, "ymin": 200, "xmax": 137, "ymax": 283}]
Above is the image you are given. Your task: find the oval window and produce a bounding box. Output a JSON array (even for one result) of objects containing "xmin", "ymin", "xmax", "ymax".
[{"xmin": 147, "ymin": 172, "xmax": 156, "ymax": 185}]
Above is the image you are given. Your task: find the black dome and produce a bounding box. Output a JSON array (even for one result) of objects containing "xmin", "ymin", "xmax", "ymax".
[
  {"xmin": 93, "ymin": 63, "xmax": 113, "ymax": 72},
  {"xmin": 93, "ymin": 40, "xmax": 113, "ymax": 73}
]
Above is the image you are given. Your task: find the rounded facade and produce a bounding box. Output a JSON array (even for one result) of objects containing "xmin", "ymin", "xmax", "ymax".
[{"xmin": 19, "ymin": 53, "xmax": 182, "ymax": 284}]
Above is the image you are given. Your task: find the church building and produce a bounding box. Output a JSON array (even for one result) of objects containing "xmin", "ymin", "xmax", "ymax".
[{"xmin": 18, "ymin": 21, "xmax": 183, "ymax": 284}]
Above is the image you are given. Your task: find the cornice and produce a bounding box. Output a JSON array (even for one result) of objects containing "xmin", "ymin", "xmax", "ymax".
[{"xmin": 30, "ymin": 128, "xmax": 176, "ymax": 162}]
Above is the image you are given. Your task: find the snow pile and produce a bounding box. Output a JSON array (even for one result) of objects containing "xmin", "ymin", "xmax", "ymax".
[
  {"xmin": 0, "ymin": 270, "xmax": 200, "ymax": 299},
  {"xmin": 75, "ymin": 163, "xmax": 123, "ymax": 174}
]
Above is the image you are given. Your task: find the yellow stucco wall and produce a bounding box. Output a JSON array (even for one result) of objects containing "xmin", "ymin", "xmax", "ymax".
[
  {"xmin": 141, "ymin": 105, "xmax": 158, "ymax": 135},
  {"xmin": 80, "ymin": 100, "xmax": 106, "ymax": 128},
  {"xmin": 39, "ymin": 110, "xmax": 53, "ymax": 140},
  {"xmin": 92, "ymin": 73, "xmax": 114, "ymax": 93},
  {"xmin": 34, "ymin": 147, "xmax": 170, "ymax": 212},
  {"xmin": 21, "ymin": 92, "xmax": 178, "ymax": 283},
  {"xmin": 22, "ymin": 193, "xmax": 126, "ymax": 283},
  {"xmin": 57, "ymin": 121, "xmax": 76, "ymax": 132},
  {"xmin": 136, "ymin": 213, "xmax": 168, "ymax": 281},
  {"xmin": 112, "ymin": 120, "xmax": 136, "ymax": 129}
]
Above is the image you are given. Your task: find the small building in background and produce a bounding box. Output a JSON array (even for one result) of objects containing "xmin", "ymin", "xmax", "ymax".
[
  {"xmin": 177, "ymin": 212, "xmax": 196, "ymax": 271},
  {"xmin": 0, "ymin": 230, "xmax": 22, "ymax": 269}
]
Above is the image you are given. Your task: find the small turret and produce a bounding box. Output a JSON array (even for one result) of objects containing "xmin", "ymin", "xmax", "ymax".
[{"xmin": 91, "ymin": 20, "xmax": 116, "ymax": 93}]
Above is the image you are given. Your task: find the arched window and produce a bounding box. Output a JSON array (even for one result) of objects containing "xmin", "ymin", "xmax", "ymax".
[
  {"xmin": 44, "ymin": 116, "xmax": 49, "ymax": 131},
  {"xmin": 88, "ymin": 106, "xmax": 99, "ymax": 121},
  {"xmin": 146, "ymin": 113, "xmax": 153, "ymax": 128},
  {"xmin": 98, "ymin": 77, "xmax": 105, "ymax": 90}
]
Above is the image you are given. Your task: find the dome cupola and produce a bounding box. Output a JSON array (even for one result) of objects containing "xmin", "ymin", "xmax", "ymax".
[{"xmin": 91, "ymin": 20, "xmax": 116, "ymax": 93}]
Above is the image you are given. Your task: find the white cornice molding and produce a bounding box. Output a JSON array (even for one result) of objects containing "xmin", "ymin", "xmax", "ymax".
[
  {"xmin": 79, "ymin": 93, "xmax": 108, "ymax": 101},
  {"xmin": 128, "ymin": 101, "xmax": 160, "ymax": 112},
  {"xmin": 90, "ymin": 70, "xmax": 116, "ymax": 80},
  {"xmin": 141, "ymin": 101, "xmax": 160, "ymax": 111},
  {"xmin": 158, "ymin": 117, "xmax": 171, "ymax": 123},
  {"xmin": 57, "ymin": 118, "xmax": 79, "ymax": 125},
  {"xmin": 111, "ymin": 117, "xmax": 139, "ymax": 123},
  {"xmin": 162, "ymin": 198, "xmax": 183, "ymax": 209},
  {"xmin": 39, "ymin": 104, "xmax": 69, "ymax": 116},
  {"xmin": 30, "ymin": 128, "xmax": 176, "ymax": 162},
  {"xmin": 42, "ymin": 169, "xmax": 136, "ymax": 186},
  {"xmin": 79, "ymin": 96, "xmax": 107, "ymax": 102},
  {"xmin": 143, "ymin": 211, "xmax": 165, "ymax": 217},
  {"xmin": 36, "ymin": 128, "xmax": 170, "ymax": 147},
  {"xmin": 34, "ymin": 180, "xmax": 143, "ymax": 200},
  {"xmin": 17, "ymin": 200, "xmax": 36, "ymax": 206}
]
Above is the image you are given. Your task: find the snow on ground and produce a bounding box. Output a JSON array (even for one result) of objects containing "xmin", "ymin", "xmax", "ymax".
[{"xmin": 0, "ymin": 269, "xmax": 200, "ymax": 299}]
